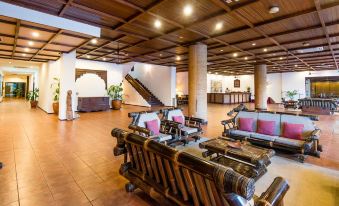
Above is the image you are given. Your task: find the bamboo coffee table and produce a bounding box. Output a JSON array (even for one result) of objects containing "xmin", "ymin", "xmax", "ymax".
[{"xmin": 199, "ymin": 137, "xmax": 275, "ymax": 180}]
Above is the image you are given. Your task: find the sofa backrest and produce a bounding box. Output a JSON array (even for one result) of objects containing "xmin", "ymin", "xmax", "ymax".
[
  {"xmin": 119, "ymin": 132, "xmax": 256, "ymax": 205},
  {"xmin": 280, "ymin": 114, "xmax": 316, "ymax": 139},
  {"xmin": 135, "ymin": 112, "xmax": 161, "ymax": 128},
  {"xmin": 258, "ymin": 112, "xmax": 281, "ymax": 136},
  {"xmin": 235, "ymin": 111, "xmax": 259, "ymax": 132},
  {"xmin": 163, "ymin": 108, "xmax": 185, "ymax": 121}
]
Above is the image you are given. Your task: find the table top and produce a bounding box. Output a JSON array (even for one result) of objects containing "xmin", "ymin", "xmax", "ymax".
[{"xmin": 199, "ymin": 137, "xmax": 275, "ymax": 167}]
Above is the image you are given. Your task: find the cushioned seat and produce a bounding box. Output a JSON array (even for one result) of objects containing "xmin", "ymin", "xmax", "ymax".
[
  {"xmin": 250, "ymin": 133, "xmax": 278, "ymax": 142},
  {"xmin": 156, "ymin": 133, "xmax": 172, "ymax": 142},
  {"xmin": 181, "ymin": 126, "xmax": 198, "ymax": 134},
  {"xmin": 274, "ymin": 137, "xmax": 304, "ymax": 147},
  {"xmin": 230, "ymin": 130, "xmax": 253, "ymax": 137}
]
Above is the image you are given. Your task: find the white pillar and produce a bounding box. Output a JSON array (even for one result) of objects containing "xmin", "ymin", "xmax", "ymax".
[
  {"xmin": 188, "ymin": 43, "xmax": 207, "ymax": 120},
  {"xmin": 59, "ymin": 51, "xmax": 76, "ymax": 120}
]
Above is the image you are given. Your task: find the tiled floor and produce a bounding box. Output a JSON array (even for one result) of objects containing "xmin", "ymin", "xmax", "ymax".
[{"xmin": 0, "ymin": 99, "xmax": 338, "ymax": 206}]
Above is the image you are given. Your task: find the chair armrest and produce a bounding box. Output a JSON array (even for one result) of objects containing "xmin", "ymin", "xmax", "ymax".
[
  {"xmin": 128, "ymin": 124, "xmax": 154, "ymax": 136},
  {"xmin": 310, "ymin": 129, "xmax": 321, "ymax": 140},
  {"xmin": 255, "ymin": 177, "xmax": 289, "ymax": 206},
  {"xmin": 223, "ymin": 193, "xmax": 250, "ymax": 206},
  {"xmin": 221, "ymin": 118, "xmax": 234, "ymax": 125},
  {"xmin": 161, "ymin": 119, "xmax": 184, "ymax": 129},
  {"xmin": 184, "ymin": 116, "xmax": 207, "ymax": 124}
]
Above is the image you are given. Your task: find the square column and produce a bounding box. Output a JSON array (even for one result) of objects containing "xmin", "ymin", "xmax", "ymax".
[{"xmin": 188, "ymin": 43, "xmax": 207, "ymax": 120}]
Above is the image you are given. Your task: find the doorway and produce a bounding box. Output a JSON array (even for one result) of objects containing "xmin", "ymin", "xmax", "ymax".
[{"xmin": 4, "ymin": 82, "xmax": 26, "ymax": 98}]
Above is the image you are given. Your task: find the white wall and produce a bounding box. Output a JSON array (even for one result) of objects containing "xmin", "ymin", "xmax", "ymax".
[
  {"xmin": 130, "ymin": 63, "xmax": 176, "ymax": 106},
  {"xmin": 176, "ymin": 70, "xmax": 339, "ymax": 103},
  {"xmin": 75, "ymin": 73, "xmax": 106, "ymax": 97}
]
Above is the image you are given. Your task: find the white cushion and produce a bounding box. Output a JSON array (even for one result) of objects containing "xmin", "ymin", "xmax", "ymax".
[
  {"xmin": 181, "ymin": 126, "xmax": 198, "ymax": 134},
  {"xmin": 157, "ymin": 133, "xmax": 172, "ymax": 142},
  {"xmin": 280, "ymin": 115, "xmax": 315, "ymax": 139},
  {"xmin": 230, "ymin": 130, "xmax": 253, "ymax": 137},
  {"xmin": 257, "ymin": 113, "xmax": 281, "ymax": 136},
  {"xmin": 235, "ymin": 111, "xmax": 258, "ymax": 132},
  {"xmin": 167, "ymin": 109, "xmax": 185, "ymax": 122},
  {"xmin": 136, "ymin": 112, "xmax": 161, "ymax": 128}
]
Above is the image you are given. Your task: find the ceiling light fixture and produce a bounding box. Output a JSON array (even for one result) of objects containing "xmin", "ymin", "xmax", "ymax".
[
  {"xmin": 233, "ymin": 53, "xmax": 238, "ymax": 57},
  {"xmin": 215, "ymin": 72, "xmax": 218, "ymax": 74},
  {"xmin": 9, "ymin": 61, "xmax": 12, "ymax": 64},
  {"xmin": 215, "ymin": 22, "xmax": 223, "ymax": 30},
  {"xmin": 159, "ymin": 53, "xmax": 162, "ymax": 56},
  {"xmin": 28, "ymin": 41, "xmax": 34, "ymax": 46},
  {"xmin": 154, "ymin": 20, "xmax": 162, "ymax": 28},
  {"xmin": 102, "ymin": 57, "xmax": 106, "ymax": 61},
  {"xmin": 176, "ymin": 56, "xmax": 181, "ymax": 61},
  {"xmin": 220, "ymin": 49, "xmax": 223, "ymax": 52},
  {"xmin": 86, "ymin": 55, "xmax": 90, "ymax": 59},
  {"xmin": 22, "ymin": 53, "xmax": 26, "ymax": 56},
  {"xmin": 269, "ymin": 6, "xmax": 280, "ymax": 14},
  {"xmin": 24, "ymin": 48, "xmax": 30, "ymax": 52},
  {"xmin": 294, "ymin": 65, "xmax": 298, "ymax": 67},
  {"xmin": 91, "ymin": 39, "xmax": 97, "ymax": 44},
  {"xmin": 252, "ymin": 43, "xmax": 256, "ymax": 46},
  {"xmin": 32, "ymin": 32, "xmax": 39, "ymax": 37},
  {"xmin": 279, "ymin": 57, "xmax": 283, "ymax": 60},
  {"xmin": 263, "ymin": 48, "xmax": 268, "ymax": 52},
  {"xmin": 303, "ymin": 42, "xmax": 310, "ymax": 47},
  {"xmin": 244, "ymin": 57, "xmax": 248, "ymax": 60},
  {"xmin": 183, "ymin": 5, "xmax": 193, "ymax": 16}
]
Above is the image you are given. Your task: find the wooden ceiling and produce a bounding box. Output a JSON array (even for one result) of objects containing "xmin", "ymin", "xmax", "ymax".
[{"xmin": 1, "ymin": 0, "xmax": 339, "ymax": 75}]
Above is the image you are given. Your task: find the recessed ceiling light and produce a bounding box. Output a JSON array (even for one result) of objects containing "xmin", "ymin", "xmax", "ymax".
[
  {"xmin": 233, "ymin": 53, "xmax": 238, "ymax": 57},
  {"xmin": 24, "ymin": 48, "xmax": 30, "ymax": 52},
  {"xmin": 220, "ymin": 49, "xmax": 223, "ymax": 52},
  {"xmin": 28, "ymin": 41, "xmax": 34, "ymax": 46},
  {"xmin": 215, "ymin": 72, "xmax": 218, "ymax": 74},
  {"xmin": 183, "ymin": 5, "xmax": 193, "ymax": 16},
  {"xmin": 176, "ymin": 56, "xmax": 181, "ymax": 61},
  {"xmin": 102, "ymin": 57, "xmax": 106, "ymax": 61},
  {"xmin": 263, "ymin": 48, "xmax": 268, "ymax": 52},
  {"xmin": 22, "ymin": 53, "xmax": 26, "ymax": 56},
  {"xmin": 179, "ymin": 36, "xmax": 183, "ymax": 39},
  {"xmin": 279, "ymin": 57, "xmax": 283, "ymax": 60},
  {"xmin": 294, "ymin": 65, "xmax": 298, "ymax": 67},
  {"xmin": 215, "ymin": 22, "xmax": 223, "ymax": 30},
  {"xmin": 9, "ymin": 61, "xmax": 12, "ymax": 64},
  {"xmin": 159, "ymin": 53, "xmax": 163, "ymax": 56},
  {"xmin": 208, "ymin": 71, "xmax": 211, "ymax": 74},
  {"xmin": 244, "ymin": 57, "xmax": 248, "ymax": 60},
  {"xmin": 269, "ymin": 6, "xmax": 280, "ymax": 14},
  {"xmin": 86, "ymin": 55, "xmax": 90, "ymax": 59},
  {"xmin": 154, "ymin": 20, "xmax": 162, "ymax": 28},
  {"xmin": 91, "ymin": 39, "xmax": 97, "ymax": 44},
  {"xmin": 252, "ymin": 43, "xmax": 256, "ymax": 46},
  {"xmin": 32, "ymin": 32, "xmax": 39, "ymax": 37}
]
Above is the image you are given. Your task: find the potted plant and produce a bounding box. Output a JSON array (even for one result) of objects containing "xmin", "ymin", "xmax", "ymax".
[
  {"xmin": 27, "ymin": 88, "xmax": 39, "ymax": 108},
  {"xmin": 108, "ymin": 83, "xmax": 123, "ymax": 110},
  {"xmin": 286, "ymin": 90, "xmax": 298, "ymax": 101},
  {"xmin": 50, "ymin": 77, "xmax": 60, "ymax": 114}
]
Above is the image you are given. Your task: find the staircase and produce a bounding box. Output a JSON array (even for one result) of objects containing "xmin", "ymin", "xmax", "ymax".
[{"xmin": 125, "ymin": 74, "xmax": 164, "ymax": 106}]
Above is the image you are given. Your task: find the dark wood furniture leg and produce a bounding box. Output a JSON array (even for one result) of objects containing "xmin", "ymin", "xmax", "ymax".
[{"xmin": 0, "ymin": 162, "xmax": 3, "ymax": 169}]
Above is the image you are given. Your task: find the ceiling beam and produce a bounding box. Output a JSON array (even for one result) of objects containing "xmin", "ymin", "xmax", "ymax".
[
  {"xmin": 314, "ymin": 0, "xmax": 338, "ymax": 70},
  {"xmin": 30, "ymin": 30, "xmax": 63, "ymax": 61},
  {"xmin": 11, "ymin": 20, "xmax": 21, "ymax": 58},
  {"xmin": 58, "ymin": 0, "xmax": 73, "ymax": 16}
]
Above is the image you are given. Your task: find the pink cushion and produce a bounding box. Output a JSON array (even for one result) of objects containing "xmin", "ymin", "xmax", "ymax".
[
  {"xmin": 239, "ymin": 118, "xmax": 254, "ymax": 132},
  {"xmin": 172, "ymin": 115, "xmax": 184, "ymax": 124},
  {"xmin": 257, "ymin": 120, "xmax": 275, "ymax": 136},
  {"xmin": 282, "ymin": 122, "xmax": 304, "ymax": 140},
  {"xmin": 145, "ymin": 119, "xmax": 160, "ymax": 135}
]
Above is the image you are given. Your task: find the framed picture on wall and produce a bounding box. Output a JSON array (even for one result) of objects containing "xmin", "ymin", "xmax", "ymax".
[
  {"xmin": 211, "ymin": 80, "xmax": 222, "ymax": 92},
  {"xmin": 234, "ymin": 79, "xmax": 240, "ymax": 88}
]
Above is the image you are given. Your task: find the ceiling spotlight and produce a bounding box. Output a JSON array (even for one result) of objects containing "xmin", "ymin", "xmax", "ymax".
[
  {"xmin": 32, "ymin": 32, "xmax": 39, "ymax": 37},
  {"xmin": 269, "ymin": 6, "xmax": 280, "ymax": 14},
  {"xmin": 220, "ymin": 49, "xmax": 223, "ymax": 52},
  {"xmin": 102, "ymin": 57, "xmax": 106, "ymax": 61},
  {"xmin": 233, "ymin": 53, "xmax": 238, "ymax": 57},
  {"xmin": 294, "ymin": 65, "xmax": 298, "ymax": 67},
  {"xmin": 179, "ymin": 36, "xmax": 183, "ymax": 39},
  {"xmin": 263, "ymin": 48, "xmax": 268, "ymax": 52},
  {"xmin": 24, "ymin": 48, "xmax": 30, "ymax": 52},
  {"xmin": 244, "ymin": 57, "xmax": 248, "ymax": 60},
  {"xmin": 22, "ymin": 53, "xmax": 26, "ymax": 56},
  {"xmin": 91, "ymin": 39, "xmax": 97, "ymax": 44},
  {"xmin": 208, "ymin": 71, "xmax": 211, "ymax": 74},
  {"xmin": 215, "ymin": 72, "xmax": 218, "ymax": 74},
  {"xmin": 154, "ymin": 20, "xmax": 162, "ymax": 28},
  {"xmin": 176, "ymin": 56, "xmax": 181, "ymax": 61},
  {"xmin": 302, "ymin": 42, "xmax": 310, "ymax": 47},
  {"xmin": 9, "ymin": 61, "xmax": 12, "ymax": 64},
  {"xmin": 86, "ymin": 55, "xmax": 90, "ymax": 59},
  {"xmin": 279, "ymin": 57, "xmax": 283, "ymax": 60},
  {"xmin": 28, "ymin": 41, "xmax": 34, "ymax": 46},
  {"xmin": 159, "ymin": 53, "xmax": 163, "ymax": 57},
  {"xmin": 252, "ymin": 43, "xmax": 256, "ymax": 46},
  {"xmin": 215, "ymin": 22, "xmax": 223, "ymax": 30},
  {"xmin": 183, "ymin": 5, "xmax": 193, "ymax": 16}
]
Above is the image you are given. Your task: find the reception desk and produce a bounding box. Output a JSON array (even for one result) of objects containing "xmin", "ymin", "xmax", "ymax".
[{"xmin": 208, "ymin": 92, "xmax": 251, "ymax": 104}]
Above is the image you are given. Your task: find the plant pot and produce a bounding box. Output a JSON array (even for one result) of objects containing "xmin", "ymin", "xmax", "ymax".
[
  {"xmin": 53, "ymin": 102, "xmax": 59, "ymax": 114},
  {"xmin": 30, "ymin": 101, "xmax": 38, "ymax": 108},
  {"xmin": 112, "ymin": 100, "xmax": 122, "ymax": 110}
]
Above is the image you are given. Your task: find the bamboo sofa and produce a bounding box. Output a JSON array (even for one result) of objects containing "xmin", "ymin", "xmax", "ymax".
[
  {"xmin": 112, "ymin": 128, "xmax": 290, "ymax": 206},
  {"xmin": 161, "ymin": 108, "xmax": 206, "ymax": 144},
  {"xmin": 298, "ymin": 98, "xmax": 337, "ymax": 115},
  {"xmin": 222, "ymin": 110, "xmax": 322, "ymax": 162},
  {"xmin": 128, "ymin": 110, "xmax": 185, "ymax": 147}
]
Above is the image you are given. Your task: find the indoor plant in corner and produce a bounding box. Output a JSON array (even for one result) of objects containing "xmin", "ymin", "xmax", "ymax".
[
  {"xmin": 27, "ymin": 88, "xmax": 39, "ymax": 108},
  {"xmin": 108, "ymin": 83, "xmax": 123, "ymax": 110},
  {"xmin": 51, "ymin": 77, "xmax": 60, "ymax": 114}
]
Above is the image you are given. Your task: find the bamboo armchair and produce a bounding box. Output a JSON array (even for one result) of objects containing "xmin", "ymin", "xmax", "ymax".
[{"xmin": 112, "ymin": 128, "xmax": 290, "ymax": 206}]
